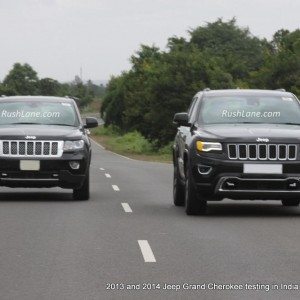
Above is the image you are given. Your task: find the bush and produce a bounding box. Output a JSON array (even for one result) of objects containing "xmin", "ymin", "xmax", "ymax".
[
  {"xmin": 91, "ymin": 125, "xmax": 120, "ymax": 136},
  {"xmin": 111, "ymin": 131, "xmax": 154, "ymax": 154},
  {"xmin": 158, "ymin": 141, "xmax": 173, "ymax": 155}
]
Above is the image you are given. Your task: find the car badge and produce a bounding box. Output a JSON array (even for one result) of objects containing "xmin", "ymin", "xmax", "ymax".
[
  {"xmin": 25, "ymin": 136, "xmax": 36, "ymax": 140},
  {"xmin": 256, "ymin": 137, "xmax": 269, "ymax": 142}
]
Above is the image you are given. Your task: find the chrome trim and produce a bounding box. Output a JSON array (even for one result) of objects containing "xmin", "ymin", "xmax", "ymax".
[
  {"xmin": 267, "ymin": 144, "xmax": 277, "ymax": 160},
  {"xmin": 0, "ymin": 178, "xmax": 59, "ymax": 182},
  {"xmin": 219, "ymin": 189, "xmax": 300, "ymax": 193},
  {"xmin": 278, "ymin": 144, "xmax": 287, "ymax": 161},
  {"xmin": 228, "ymin": 144, "xmax": 237, "ymax": 159},
  {"xmin": 216, "ymin": 176, "xmax": 300, "ymax": 193},
  {"xmin": 0, "ymin": 140, "xmax": 64, "ymax": 158},
  {"xmin": 198, "ymin": 165, "xmax": 212, "ymax": 175},
  {"xmin": 258, "ymin": 144, "xmax": 267, "ymax": 160},
  {"xmin": 288, "ymin": 145, "xmax": 297, "ymax": 160},
  {"xmin": 248, "ymin": 144, "xmax": 257, "ymax": 160},
  {"xmin": 238, "ymin": 144, "xmax": 248, "ymax": 160},
  {"xmin": 227, "ymin": 143, "xmax": 297, "ymax": 161}
]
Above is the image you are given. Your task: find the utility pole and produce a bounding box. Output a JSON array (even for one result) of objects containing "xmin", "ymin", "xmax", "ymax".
[{"xmin": 80, "ymin": 66, "xmax": 83, "ymax": 83}]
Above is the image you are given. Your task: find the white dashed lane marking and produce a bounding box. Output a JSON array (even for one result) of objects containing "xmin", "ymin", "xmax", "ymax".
[
  {"xmin": 100, "ymin": 168, "xmax": 105, "ymax": 171},
  {"xmin": 138, "ymin": 240, "xmax": 156, "ymax": 262},
  {"xmin": 105, "ymin": 173, "xmax": 111, "ymax": 178},
  {"xmin": 112, "ymin": 185, "xmax": 120, "ymax": 191},
  {"xmin": 121, "ymin": 203, "xmax": 132, "ymax": 213}
]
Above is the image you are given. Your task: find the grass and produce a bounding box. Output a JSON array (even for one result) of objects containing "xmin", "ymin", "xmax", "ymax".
[{"xmin": 91, "ymin": 125, "xmax": 172, "ymax": 163}]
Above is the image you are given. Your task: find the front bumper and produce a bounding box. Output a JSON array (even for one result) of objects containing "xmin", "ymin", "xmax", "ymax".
[
  {"xmin": 0, "ymin": 151, "xmax": 89, "ymax": 188},
  {"xmin": 191, "ymin": 154, "xmax": 300, "ymax": 200}
]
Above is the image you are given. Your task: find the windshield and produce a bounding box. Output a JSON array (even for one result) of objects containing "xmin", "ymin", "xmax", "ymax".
[
  {"xmin": 0, "ymin": 101, "xmax": 79, "ymax": 126},
  {"xmin": 199, "ymin": 94, "xmax": 300, "ymax": 125}
]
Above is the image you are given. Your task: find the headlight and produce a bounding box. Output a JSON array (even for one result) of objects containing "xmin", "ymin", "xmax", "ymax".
[
  {"xmin": 63, "ymin": 140, "xmax": 84, "ymax": 151},
  {"xmin": 196, "ymin": 141, "xmax": 222, "ymax": 152}
]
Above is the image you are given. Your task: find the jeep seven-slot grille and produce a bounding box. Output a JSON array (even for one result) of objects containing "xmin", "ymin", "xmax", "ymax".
[
  {"xmin": 0, "ymin": 140, "xmax": 64, "ymax": 157},
  {"xmin": 227, "ymin": 144, "xmax": 297, "ymax": 160}
]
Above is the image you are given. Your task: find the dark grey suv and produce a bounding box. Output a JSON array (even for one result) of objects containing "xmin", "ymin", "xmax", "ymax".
[
  {"xmin": 173, "ymin": 89, "xmax": 300, "ymax": 215},
  {"xmin": 0, "ymin": 96, "xmax": 98, "ymax": 200}
]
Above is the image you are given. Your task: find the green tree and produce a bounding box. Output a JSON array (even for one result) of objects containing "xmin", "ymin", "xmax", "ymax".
[
  {"xmin": 189, "ymin": 18, "xmax": 265, "ymax": 81},
  {"xmin": 98, "ymin": 19, "xmax": 300, "ymax": 145},
  {"xmin": 66, "ymin": 76, "xmax": 95, "ymax": 107},
  {"xmin": 38, "ymin": 78, "xmax": 60, "ymax": 96},
  {"xmin": 250, "ymin": 29, "xmax": 300, "ymax": 96},
  {"xmin": 101, "ymin": 75, "xmax": 126, "ymax": 129},
  {"xmin": 3, "ymin": 63, "xmax": 39, "ymax": 95}
]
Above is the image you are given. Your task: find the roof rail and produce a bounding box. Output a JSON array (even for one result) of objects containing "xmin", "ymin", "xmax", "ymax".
[
  {"xmin": 276, "ymin": 88, "xmax": 286, "ymax": 92},
  {"xmin": 203, "ymin": 88, "xmax": 210, "ymax": 92}
]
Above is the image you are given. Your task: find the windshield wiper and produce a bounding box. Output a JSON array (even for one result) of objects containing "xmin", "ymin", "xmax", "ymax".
[
  {"xmin": 10, "ymin": 122, "xmax": 43, "ymax": 125},
  {"xmin": 48, "ymin": 123, "xmax": 76, "ymax": 127},
  {"xmin": 276, "ymin": 122, "xmax": 300, "ymax": 125},
  {"xmin": 237, "ymin": 122, "xmax": 266, "ymax": 124}
]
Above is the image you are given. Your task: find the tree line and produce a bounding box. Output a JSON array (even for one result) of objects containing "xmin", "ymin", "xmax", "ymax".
[
  {"xmin": 0, "ymin": 63, "xmax": 105, "ymax": 107},
  {"xmin": 101, "ymin": 18, "xmax": 300, "ymax": 146}
]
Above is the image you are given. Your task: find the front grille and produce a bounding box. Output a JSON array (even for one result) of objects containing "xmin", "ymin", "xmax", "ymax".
[
  {"xmin": 227, "ymin": 144, "xmax": 297, "ymax": 161},
  {"xmin": 0, "ymin": 140, "xmax": 64, "ymax": 157}
]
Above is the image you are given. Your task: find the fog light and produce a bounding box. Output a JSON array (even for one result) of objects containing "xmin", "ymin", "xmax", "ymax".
[{"xmin": 69, "ymin": 161, "xmax": 80, "ymax": 170}]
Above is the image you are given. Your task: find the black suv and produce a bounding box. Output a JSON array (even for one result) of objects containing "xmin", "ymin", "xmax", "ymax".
[
  {"xmin": 173, "ymin": 89, "xmax": 300, "ymax": 215},
  {"xmin": 0, "ymin": 96, "xmax": 98, "ymax": 200}
]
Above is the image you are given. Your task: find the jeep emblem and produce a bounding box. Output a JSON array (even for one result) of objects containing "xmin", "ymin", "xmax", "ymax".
[
  {"xmin": 25, "ymin": 136, "xmax": 36, "ymax": 140},
  {"xmin": 256, "ymin": 137, "xmax": 269, "ymax": 142}
]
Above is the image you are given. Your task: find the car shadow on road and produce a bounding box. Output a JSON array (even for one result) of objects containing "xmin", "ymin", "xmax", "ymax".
[
  {"xmin": 205, "ymin": 202, "xmax": 300, "ymax": 217},
  {"xmin": 0, "ymin": 191, "xmax": 74, "ymax": 202}
]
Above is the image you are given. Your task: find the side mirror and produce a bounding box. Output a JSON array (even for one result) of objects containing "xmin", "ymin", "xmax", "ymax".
[
  {"xmin": 84, "ymin": 117, "xmax": 98, "ymax": 128},
  {"xmin": 173, "ymin": 112, "xmax": 190, "ymax": 127}
]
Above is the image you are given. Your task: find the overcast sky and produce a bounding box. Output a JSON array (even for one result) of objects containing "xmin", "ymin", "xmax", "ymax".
[{"xmin": 0, "ymin": 0, "xmax": 299, "ymax": 82}]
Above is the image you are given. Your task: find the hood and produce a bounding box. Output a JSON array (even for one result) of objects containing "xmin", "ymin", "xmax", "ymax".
[
  {"xmin": 195, "ymin": 123, "xmax": 300, "ymax": 143},
  {"xmin": 0, "ymin": 124, "xmax": 83, "ymax": 140}
]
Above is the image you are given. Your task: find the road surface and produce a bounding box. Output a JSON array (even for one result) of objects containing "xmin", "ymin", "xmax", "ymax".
[{"xmin": 0, "ymin": 140, "xmax": 300, "ymax": 300}]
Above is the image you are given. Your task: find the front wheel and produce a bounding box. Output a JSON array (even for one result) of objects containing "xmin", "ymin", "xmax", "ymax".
[
  {"xmin": 73, "ymin": 171, "xmax": 90, "ymax": 200},
  {"xmin": 185, "ymin": 163, "xmax": 207, "ymax": 215},
  {"xmin": 281, "ymin": 199, "xmax": 300, "ymax": 207},
  {"xmin": 173, "ymin": 163, "xmax": 185, "ymax": 206}
]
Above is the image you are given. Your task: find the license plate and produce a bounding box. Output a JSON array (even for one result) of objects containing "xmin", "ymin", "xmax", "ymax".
[
  {"xmin": 20, "ymin": 160, "xmax": 40, "ymax": 171},
  {"xmin": 243, "ymin": 163, "xmax": 282, "ymax": 174}
]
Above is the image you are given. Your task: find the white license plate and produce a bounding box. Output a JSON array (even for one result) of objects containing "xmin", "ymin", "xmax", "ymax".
[
  {"xmin": 243, "ymin": 164, "xmax": 282, "ymax": 174},
  {"xmin": 20, "ymin": 160, "xmax": 40, "ymax": 171}
]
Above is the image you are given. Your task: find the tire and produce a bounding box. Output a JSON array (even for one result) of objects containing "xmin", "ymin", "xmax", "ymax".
[
  {"xmin": 185, "ymin": 162, "xmax": 207, "ymax": 215},
  {"xmin": 281, "ymin": 199, "xmax": 300, "ymax": 207},
  {"xmin": 73, "ymin": 171, "xmax": 90, "ymax": 200},
  {"xmin": 173, "ymin": 163, "xmax": 185, "ymax": 206}
]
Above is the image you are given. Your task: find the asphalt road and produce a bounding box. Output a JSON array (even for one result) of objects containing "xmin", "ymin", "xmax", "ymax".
[{"xmin": 0, "ymin": 140, "xmax": 300, "ymax": 300}]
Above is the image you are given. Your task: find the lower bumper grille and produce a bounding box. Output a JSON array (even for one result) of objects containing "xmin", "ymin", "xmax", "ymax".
[{"xmin": 218, "ymin": 177, "xmax": 300, "ymax": 192}]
